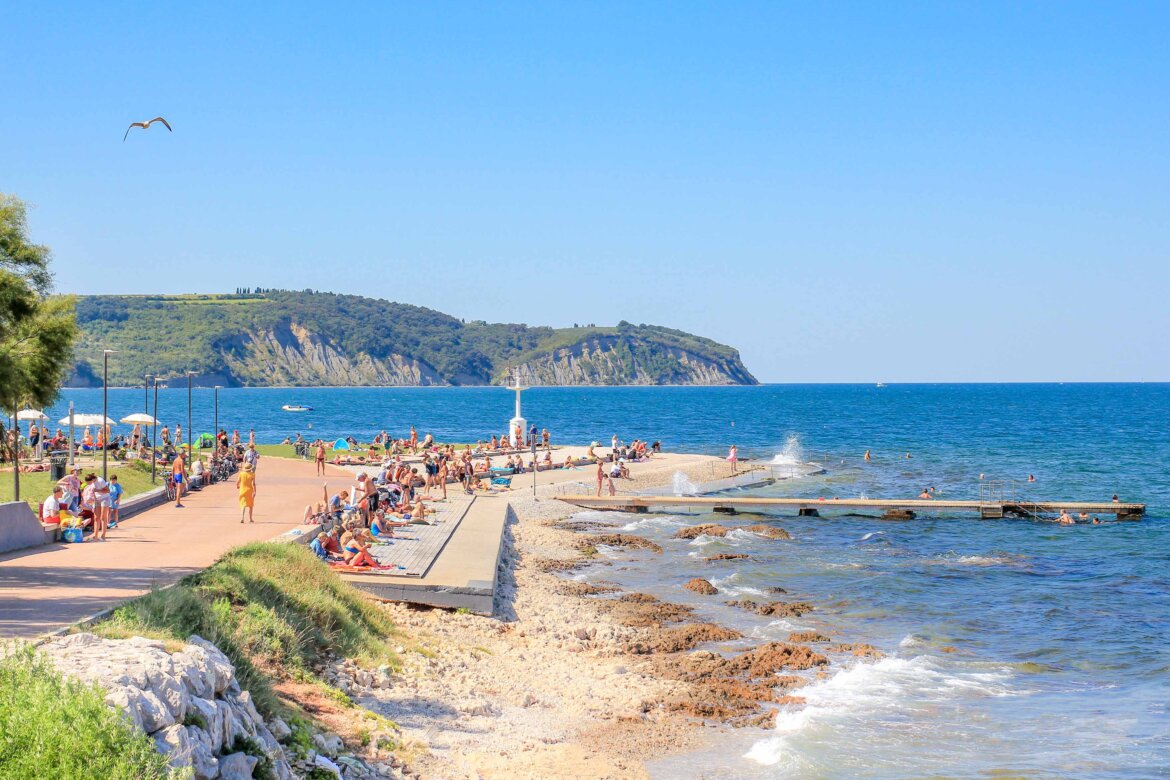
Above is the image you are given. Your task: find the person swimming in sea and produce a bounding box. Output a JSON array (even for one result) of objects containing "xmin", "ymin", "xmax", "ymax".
[
  {"xmin": 918, "ymin": 489, "xmax": 932, "ymax": 500},
  {"xmin": 864, "ymin": 450, "xmax": 871, "ymax": 461},
  {"xmin": 1058, "ymin": 509, "xmax": 1075, "ymax": 525}
]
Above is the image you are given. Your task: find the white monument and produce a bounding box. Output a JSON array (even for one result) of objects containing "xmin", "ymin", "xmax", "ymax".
[{"xmin": 508, "ymin": 368, "xmax": 527, "ymax": 447}]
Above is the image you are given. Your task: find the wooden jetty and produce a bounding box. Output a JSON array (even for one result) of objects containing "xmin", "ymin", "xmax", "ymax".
[{"xmin": 557, "ymin": 495, "xmax": 1145, "ymax": 521}]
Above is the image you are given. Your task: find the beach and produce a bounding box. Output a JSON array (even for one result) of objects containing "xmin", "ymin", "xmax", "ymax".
[{"xmin": 343, "ymin": 451, "xmax": 820, "ymax": 779}]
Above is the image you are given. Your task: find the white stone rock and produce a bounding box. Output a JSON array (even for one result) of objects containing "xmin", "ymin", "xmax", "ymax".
[
  {"xmin": 189, "ymin": 696, "xmax": 224, "ymax": 752},
  {"xmin": 186, "ymin": 636, "xmax": 236, "ymax": 693},
  {"xmin": 170, "ymin": 649, "xmax": 215, "ymax": 699},
  {"xmin": 139, "ymin": 687, "xmax": 177, "ymax": 733},
  {"xmin": 269, "ymin": 717, "xmax": 292, "ymax": 741},
  {"xmin": 153, "ymin": 724, "xmax": 193, "ymax": 772},
  {"xmin": 217, "ymin": 751, "xmax": 258, "ymax": 780},
  {"xmin": 146, "ymin": 666, "xmax": 190, "ymax": 723},
  {"xmin": 459, "ymin": 698, "xmax": 495, "ymax": 717},
  {"xmin": 104, "ymin": 686, "xmax": 146, "ymax": 732},
  {"xmin": 313, "ymin": 731, "xmax": 344, "ymax": 756},
  {"xmin": 313, "ymin": 754, "xmax": 343, "ymax": 778},
  {"xmin": 184, "ymin": 726, "xmax": 220, "ymax": 780},
  {"xmin": 215, "ymin": 698, "xmax": 236, "ymax": 748}
]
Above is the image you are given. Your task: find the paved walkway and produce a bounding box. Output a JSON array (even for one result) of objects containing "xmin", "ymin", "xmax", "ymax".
[{"xmin": 0, "ymin": 458, "xmax": 350, "ymax": 640}]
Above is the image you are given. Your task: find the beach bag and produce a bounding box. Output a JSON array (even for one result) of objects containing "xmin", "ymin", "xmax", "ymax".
[
  {"xmin": 491, "ymin": 477, "xmax": 512, "ymax": 486},
  {"xmin": 62, "ymin": 527, "xmax": 84, "ymax": 543}
]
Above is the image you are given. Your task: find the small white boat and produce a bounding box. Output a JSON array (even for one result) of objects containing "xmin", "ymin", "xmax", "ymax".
[
  {"xmin": 281, "ymin": 404, "xmax": 313, "ymax": 412},
  {"xmin": 876, "ymin": 382, "xmax": 886, "ymax": 388}
]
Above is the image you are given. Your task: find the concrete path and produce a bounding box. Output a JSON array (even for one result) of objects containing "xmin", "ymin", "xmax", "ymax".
[{"xmin": 0, "ymin": 457, "xmax": 350, "ymax": 640}]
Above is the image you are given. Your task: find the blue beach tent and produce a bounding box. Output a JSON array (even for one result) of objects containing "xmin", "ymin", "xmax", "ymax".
[{"xmin": 332, "ymin": 438, "xmax": 350, "ymax": 450}]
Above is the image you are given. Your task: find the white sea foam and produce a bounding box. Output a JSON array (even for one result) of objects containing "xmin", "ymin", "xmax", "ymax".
[
  {"xmin": 671, "ymin": 471, "xmax": 700, "ymax": 495},
  {"xmin": 859, "ymin": 531, "xmax": 886, "ymax": 542},
  {"xmin": 769, "ymin": 434, "xmax": 805, "ymax": 466},
  {"xmin": 745, "ymin": 652, "xmax": 1016, "ymax": 767}
]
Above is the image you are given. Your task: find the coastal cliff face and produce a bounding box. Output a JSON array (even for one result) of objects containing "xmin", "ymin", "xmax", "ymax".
[
  {"xmin": 220, "ymin": 322, "xmax": 445, "ymax": 386},
  {"xmin": 68, "ymin": 292, "xmax": 758, "ymax": 387},
  {"xmin": 509, "ymin": 335, "xmax": 756, "ymax": 386}
]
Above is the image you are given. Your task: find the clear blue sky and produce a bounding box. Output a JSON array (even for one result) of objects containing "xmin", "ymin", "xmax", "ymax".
[{"xmin": 4, "ymin": 2, "xmax": 1168, "ymax": 382}]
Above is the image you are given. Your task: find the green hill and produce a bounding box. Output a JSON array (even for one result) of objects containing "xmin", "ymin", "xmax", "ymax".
[{"xmin": 69, "ymin": 291, "xmax": 757, "ymax": 387}]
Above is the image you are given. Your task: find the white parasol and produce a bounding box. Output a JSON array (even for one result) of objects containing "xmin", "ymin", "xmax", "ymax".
[
  {"xmin": 59, "ymin": 413, "xmax": 116, "ymax": 426},
  {"xmin": 120, "ymin": 413, "xmax": 159, "ymax": 425},
  {"xmin": 16, "ymin": 409, "xmax": 48, "ymax": 421}
]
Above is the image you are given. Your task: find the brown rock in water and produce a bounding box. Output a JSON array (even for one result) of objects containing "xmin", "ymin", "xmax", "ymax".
[
  {"xmin": 788, "ymin": 631, "xmax": 831, "ymax": 643},
  {"xmin": 829, "ymin": 643, "xmax": 885, "ymax": 659},
  {"xmin": 743, "ymin": 524, "xmax": 792, "ymax": 540},
  {"xmin": 578, "ymin": 534, "xmax": 664, "ymax": 553},
  {"xmin": 595, "ymin": 593, "xmax": 695, "ymax": 628},
  {"xmin": 766, "ymin": 586, "xmax": 788, "ymax": 594},
  {"xmin": 631, "ymin": 623, "xmax": 742, "ymax": 654},
  {"xmin": 674, "ymin": 524, "xmax": 732, "ymax": 539},
  {"xmin": 706, "ymin": 553, "xmax": 751, "ymax": 562},
  {"xmin": 684, "ymin": 578, "xmax": 719, "ymax": 595},
  {"xmin": 554, "ymin": 580, "xmax": 620, "ymax": 597},
  {"xmin": 725, "ymin": 600, "xmax": 815, "ymax": 618},
  {"xmin": 732, "ymin": 642, "xmax": 830, "ymax": 674}
]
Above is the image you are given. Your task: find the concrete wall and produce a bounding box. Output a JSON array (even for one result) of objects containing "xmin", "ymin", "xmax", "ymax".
[{"xmin": 0, "ymin": 501, "xmax": 49, "ymax": 554}]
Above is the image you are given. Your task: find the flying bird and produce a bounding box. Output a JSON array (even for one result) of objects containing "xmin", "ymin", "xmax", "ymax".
[{"xmin": 123, "ymin": 117, "xmax": 172, "ymax": 142}]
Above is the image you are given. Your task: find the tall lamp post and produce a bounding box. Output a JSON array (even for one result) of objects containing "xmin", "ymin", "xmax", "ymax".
[
  {"xmin": 102, "ymin": 349, "xmax": 117, "ymax": 481},
  {"xmin": 214, "ymin": 386, "xmax": 222, "ymax": 462},
  {"xmin": 144, "ymin": 374, "xmax": 152, "ymax": 414},
  {"xmin": 151, "ymin": 378, "xmax": 160, "ymax": 484},
  {"xmin": 187, "ymin": 371, "xmax": 195, "ymax": 463}
]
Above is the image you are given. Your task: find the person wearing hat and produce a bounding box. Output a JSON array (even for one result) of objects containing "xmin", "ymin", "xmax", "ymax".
[{"xmin": 236, "ymin": 461, "xmax": 257, "ymax": 523}]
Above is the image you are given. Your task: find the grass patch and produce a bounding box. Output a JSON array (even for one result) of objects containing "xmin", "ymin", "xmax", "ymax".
[
  {"xmin": 0, "ymin": 644, "xmax": 175, "ymax": 779},
  {"xmin": 92, "ymin": 542, "xmax": 402, "ymax": 717},
  {"xmin": 0, "ymin": 463, "xmax": 159, "ymax": 510}
]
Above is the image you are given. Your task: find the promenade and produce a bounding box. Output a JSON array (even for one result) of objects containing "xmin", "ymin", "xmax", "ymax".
[{"xmin": 0, "ymin": 457, "xmax": 350, "ymax": 640}]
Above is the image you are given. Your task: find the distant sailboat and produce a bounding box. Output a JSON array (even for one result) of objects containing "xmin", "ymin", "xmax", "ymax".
[{"xmin": 282, "ymin": 403, "xmax": 313, "ymax": 412}]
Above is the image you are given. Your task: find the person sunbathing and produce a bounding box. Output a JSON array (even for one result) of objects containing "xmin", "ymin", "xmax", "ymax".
[
  {"xmin": 542, "ymin": 452, "xmax": 553, "ymax": 470},
  {"xmin": 339, "ymin": 524, "xmax": 378, "ymax": 567}
]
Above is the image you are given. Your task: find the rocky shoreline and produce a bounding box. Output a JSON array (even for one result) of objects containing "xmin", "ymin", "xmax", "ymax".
[{"xmin": 356, "ymin": 456, "xmax": 876, "ymax": 779}]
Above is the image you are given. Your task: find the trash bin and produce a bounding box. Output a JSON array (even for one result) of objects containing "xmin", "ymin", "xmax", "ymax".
[{"xmin": 49, "ymin": 450, "xmax": 68, "ymax": 480}]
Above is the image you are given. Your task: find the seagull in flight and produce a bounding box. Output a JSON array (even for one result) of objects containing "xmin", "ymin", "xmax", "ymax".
[{"xmin": 123, "ymin": 117, "xmax": 172, "ymax": 142}]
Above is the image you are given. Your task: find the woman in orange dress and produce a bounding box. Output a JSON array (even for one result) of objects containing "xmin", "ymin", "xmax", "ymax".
[{"xmin": 236, "ymin": 462, "xmax": 257, "ymax": 523}]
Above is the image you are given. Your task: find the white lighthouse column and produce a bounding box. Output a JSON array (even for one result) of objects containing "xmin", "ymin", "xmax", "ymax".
[{"xmin": 508, "ymin": 369, "xmax": 527, "ymax": 447}]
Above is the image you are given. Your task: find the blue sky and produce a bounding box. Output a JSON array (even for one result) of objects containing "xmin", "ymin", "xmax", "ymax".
[{"xmin": 4, "ymin": 2, "xmax": 1168, "ymax": 382}]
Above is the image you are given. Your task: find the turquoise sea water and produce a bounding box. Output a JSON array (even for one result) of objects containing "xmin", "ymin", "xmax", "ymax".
[{"xmin": 45, "ymin": 384, "xmax": 1170, "ymax": 777}]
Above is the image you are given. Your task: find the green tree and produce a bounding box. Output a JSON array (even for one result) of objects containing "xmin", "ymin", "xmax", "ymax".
[{"xmin": 0, "ymin": 195, "xmax": 78, "ymax": 499}]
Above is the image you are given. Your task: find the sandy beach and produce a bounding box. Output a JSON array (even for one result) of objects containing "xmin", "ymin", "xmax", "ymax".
[{"xmin": 333, "ymin": 450, "xmax": 835, "ymax": 779}]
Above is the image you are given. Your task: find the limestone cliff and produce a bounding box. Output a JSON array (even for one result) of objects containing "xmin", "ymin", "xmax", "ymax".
[
  {"xmin": 507, "ymin": 335, "xmax": 756, "ymax": 386},
  {"xmin": 219, "ymin": 322, "xmax": 446, "ymax": 386}
]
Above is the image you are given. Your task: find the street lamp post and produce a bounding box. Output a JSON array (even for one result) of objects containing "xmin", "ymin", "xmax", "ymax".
[
  {"xmin": 214, "ymin": 386, "xmax": 222, "ymax": 463},
  {"xmin": 144, "ymin": 375, "xmax": 151, "ymax": 414},
  {"xmin": 102, "ymin": 349, "xmax": 117, "ymax": 481},
  {"xmin": 187, "ymin": 372, "xmax": 195, "ymax": 463},
  {"xmin": 151, "ymin": 378, "xmax": 160, "ymax": 484}
]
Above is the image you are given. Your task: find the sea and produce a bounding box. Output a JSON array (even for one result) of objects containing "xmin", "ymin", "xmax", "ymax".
[{"xmin": 43, "ymin": 383, "xmax": 1170, "ymax": 778}]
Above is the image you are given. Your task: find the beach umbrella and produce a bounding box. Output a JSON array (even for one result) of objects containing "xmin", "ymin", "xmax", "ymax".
[
  {"xmin": 16, "ymin": 409, "xmax": 47, "ymax": 421},
  {"xmin": 120, "ymin": 413, "xmax": 158, "ymax": 425},
  {"xmin": 60, "ymin": 413, "xmax": 116, "ymax": 426}
]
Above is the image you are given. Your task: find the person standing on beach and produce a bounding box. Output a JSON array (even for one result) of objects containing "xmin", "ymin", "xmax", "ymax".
[
  {"xmin": 237, "ymin": 462, "xmax": 257, "ymax": 523},
  {"xmin": 727, "ymin": 445, "xmax": 738, "ymax": 474},
  {"xmin": 596, "ymin": 460, "xmax": 605, "ymax": 497},
  {"xmin": 409, "ymin": 426, "xmax": 418, "ymax": 454},
  {"xmin": 436, "ymin": 458, "xmax": 449, "ymax": 500},
  {"xmin": 315, "ymin": 439, "xmax": 326, "ymax": 476}
]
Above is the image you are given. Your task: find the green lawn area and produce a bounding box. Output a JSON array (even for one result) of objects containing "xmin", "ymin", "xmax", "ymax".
[{"xmin": 0, "ymin": 463, "xmax": 161, "ymax": 510}]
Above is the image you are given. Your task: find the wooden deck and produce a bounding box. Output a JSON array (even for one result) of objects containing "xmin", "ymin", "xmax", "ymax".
[
  {"xmin": 558, "ymin": 494, "xmax": 1146, "ymax": 520},
  {"xmin": 367, "ymin": 494, "xmax": 475, "ymax": 577}
]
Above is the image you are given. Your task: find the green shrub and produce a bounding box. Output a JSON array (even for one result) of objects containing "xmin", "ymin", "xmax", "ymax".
[
  {"xmin": 0, "ymin": 645, "xmax": 175, "ymax": 779},
  {"xmin": 93, "ymin": 542, "xmax": 401, "ymax": 717}
]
